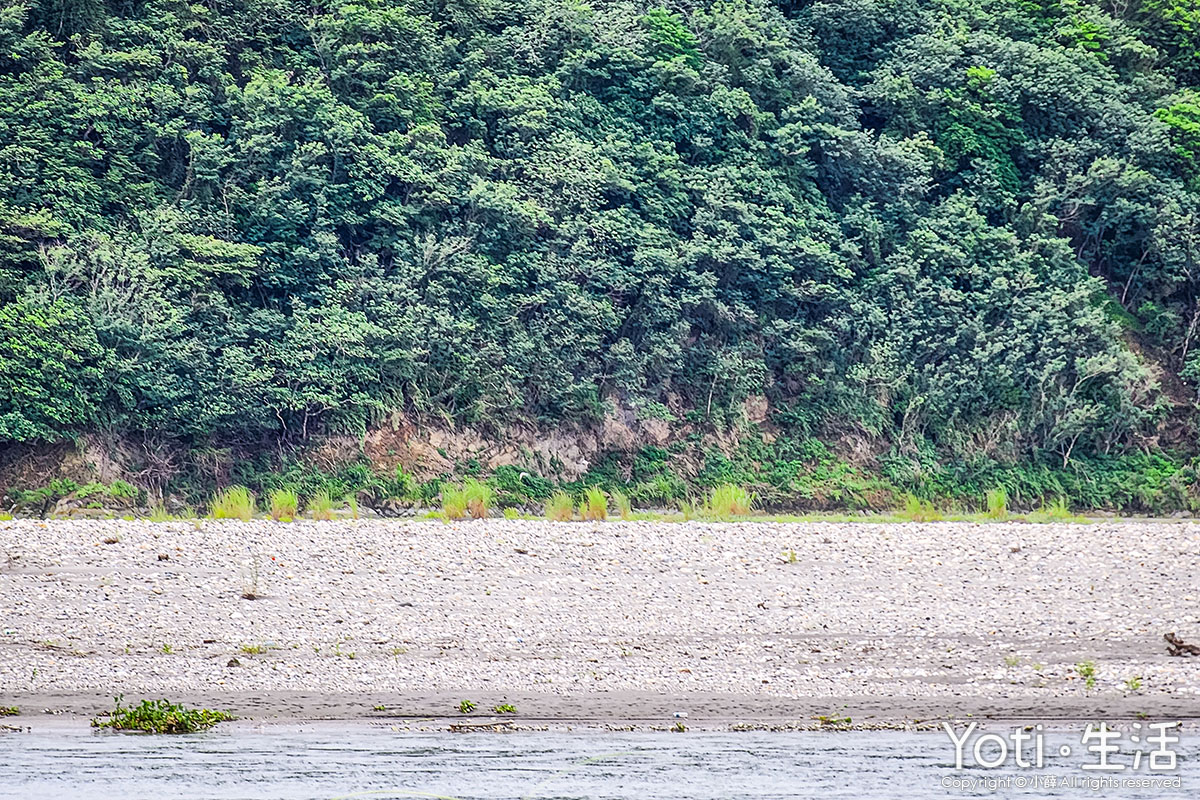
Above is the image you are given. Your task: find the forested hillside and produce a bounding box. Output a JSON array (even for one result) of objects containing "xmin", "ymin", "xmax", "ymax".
[{"xmin": 2, "ymin": 0, "xmax": 1200, "ymax": 507}]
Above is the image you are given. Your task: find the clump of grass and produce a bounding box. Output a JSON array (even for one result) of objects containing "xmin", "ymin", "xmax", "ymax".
[
  {"xmin": 464, "ymin": 478, "xmax": 494, "ymax": 519},
  {"xmin": 308, "ymin": 490, "xmax": 335, "ymax": 521},
  {"xmin": 211, "ymin": 486, "xmax": 254, "ymax": 521},
  {"xmin": 677, "ymin": 498, "xmax": 697, "ymax": 521},
  {"xmin": 544, "ymin": 491, "xmax": 574, "ymax": 522},
  {"xmin": 705, "ymin": 484, "xmax": 753, "ymax": 519},
  {"xmin": 148, "ymin": 505, "xmax": 173, "ymax": 522},
  {"xmin": 611, "ymin": 490, "xmax": 632, "ymax": 520},
  {"xmin": 441, "ymin": 485, "xmax": 469, "ymax": 520},
  {"xmin": 268, "ymin": 488, "xmax": 299, "ymax": 522},
  {"xmin": 239, "ymin": 643, "xmax": 268, "ymax": 655},
  {"xmin": 580, "ymin": 486, "xmax": 608, "ymax": 521},
  {"xmin": 1124, "ymin": 675, "xmax": 1143, "ymax": 692},
  {"xmin": 492, "ymin": 703, "xmax": 517, "ymax": 714},
  {"xmin": 457, "ymin": 699, "xmax": 476, "ymax": 714},
  {"xmin": 347, "ymin": 494, "xmax": 359, "ymax": 519},
  {"xmin": 985, "ymin": 487, "xmax": 1008, "ymax": 520},
  {"xmin": 0, "ymin": 706, "xmax": 18, "ymax": 716},
  {"xmin": 899, "ymin": 493, "xmax": 942, "ymax": 522},
  {"xmin": 91, "ymin": 696, "xmax": 233, "ymax": 734},
  {"xmin": 503, "ymin": 507, "xmax": 520, "ymax": 520}
]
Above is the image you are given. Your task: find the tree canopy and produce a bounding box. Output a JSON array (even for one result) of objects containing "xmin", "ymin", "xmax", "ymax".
[{"xmin": 1, "ymin": 0, "xmax": 1197, "ymax": 470}]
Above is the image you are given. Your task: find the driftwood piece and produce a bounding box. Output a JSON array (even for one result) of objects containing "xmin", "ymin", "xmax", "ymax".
[{"xmin": 1164, "ymin": 632, "xmax": 1200, "ymax": 657}]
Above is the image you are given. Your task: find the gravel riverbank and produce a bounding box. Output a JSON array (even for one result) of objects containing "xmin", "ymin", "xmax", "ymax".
[{"xmin": 1, "ymin": 519, "xmax": 1198, "ymax": 730}]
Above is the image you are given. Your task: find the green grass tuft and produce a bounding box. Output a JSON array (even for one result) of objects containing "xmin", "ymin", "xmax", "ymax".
[
  {"xmin": 211, "ymin": 486, "xmax": 254, "ymax": 521},
  {"xmin": 611, "ymin": 490, "xmax": 632, "ymax": 520},
  {"xmin": 580, "ymin": 486, "xmax": 608, "ymax": 521},
  {"xmin": 308, "ymin": 489, "xmax": 335, "ymax": 521},
  {"xmin": 268, "ymin": 488, "xmax": 299, "ymax": 521},
  {"xmin": 544, "ymin": 490, "xmax": 574, "ymax": 521},
  {"xmin": 705, "ymin": 483, "xmax": 753, "ymax": 519},
  {"xmin": 463, "ymin": 478, "xmax": 494, "ymax": 519},
  {"xmin": 899, "ymin": 493, "xmax": 942, "ymax": 522},
  {"xmin": 985, "ymin": 487, "xmax": 1008, "ymax": 519},
  {"xmin": 441, "ymin": 484, "xmax": 469, "ymax": 520}
]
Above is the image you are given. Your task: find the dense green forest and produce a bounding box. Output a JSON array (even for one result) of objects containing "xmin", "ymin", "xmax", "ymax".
[{"xmin": 3, "ymin": 0, "xmax": 1200, "ymax": 507}]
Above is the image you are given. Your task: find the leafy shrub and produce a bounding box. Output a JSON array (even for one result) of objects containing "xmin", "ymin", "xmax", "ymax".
[
  {"xmin": 580, "ymin": 486, "xmax": 607, "ymax": 521},
  {"xmin": 544, "ymin": 491, "xmax": 574, "ymax": 521},
  {"xmin": 107, "ymin": 480, "xmax": 137, "ymax": 499},
  {"xmin": 211, "ymin": 486, "xmax": 254, "ymax": 521},
  {"xmin": 268, "ymin": 488, "xmax": 299, "ymax": 521},
  {"xmin": 91, "ymin": 697, "xmax": 233, "ymax": 734}
]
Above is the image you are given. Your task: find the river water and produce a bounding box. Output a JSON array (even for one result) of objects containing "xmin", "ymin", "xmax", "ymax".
[{"xmin": 0, "ymin": 725, "xmax": 1193, "ymax": 799}]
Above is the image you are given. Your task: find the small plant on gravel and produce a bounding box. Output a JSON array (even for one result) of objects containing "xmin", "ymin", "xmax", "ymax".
[
  {"xmin": 463, "ymin": 478, "xmax": 494, "ymax": 519},
  {"xmin": 706, "ymin": 484, "xmax": 753, "ymax": 518},
  {"xmin": 580, "ymin": 486, "xmax": 608, "ymax": 521},
  {"xmin": 0, "ymin": 706, "xmax": 18, "ymax": 716},
  {"xmin": 1076, "ymin": 660, "xmax": 1097, "ymax": 690},
  {"xmin": 544, "ymin": 491, "xmax": 574, "ymax": 522},
  {"xmin": 1125, "ymin": 675, "xmax": 1143, "ymax": 692},
  {"xmin": 458, "ymin": 699, "xmax": 477, "ymax": 714},
  {"xmin": 373, "ymin": 704, "xmax": 387, "ymax": 712},
  {"xmin": 240, "ymin": 644, "xmax": 267, "ymax": 655},
  {"xmin": 441, "ymin": 485, "xmax": 469, "ymax": 520},
  {"xmin": 211, "ymin": 486, "xmax": 254, "ymax": 521},
  {"xmin": 268, "ymin": 488, "xmax": 299, "ymax": 521},
  {"xmin": 611, "ymin": 490, "xmax": 632, "ymax": 520},
  {"xmin": 985, "ymin": 488, "xmax": 1008, "ymax": 520},
  {"xmin": 492, "ymin": 703, "xmax": 517, "ymax": 714},
  {"xmin": 308, "ymin": 490, "xmax": 335, "ymax": 521},
  {"xmin": 92, "ymin": 696, "xmax": 233, "ymax": 734},
  {"xmin": 503, "ymin": 507, "xmax": 520, "ymax": 520},
  {"xmin": 1003, "ymin": 655, "xmax": 1020, "ymax": 667},
  {"xmin": 672, "ymin": 721, "xmax": 687, "ymax": 732},
  {"xmin": 1032, "ymin": 663, "xmax": 1044, "ymax": 671},
  {"xmin": 160, "ymin": 643, "xmax": 173, "ymax": 654}
]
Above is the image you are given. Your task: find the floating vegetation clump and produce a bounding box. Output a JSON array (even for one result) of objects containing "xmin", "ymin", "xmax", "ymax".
[{"xmin": 91, "ymin": 696, "xmax": 234, "ymax": 734}]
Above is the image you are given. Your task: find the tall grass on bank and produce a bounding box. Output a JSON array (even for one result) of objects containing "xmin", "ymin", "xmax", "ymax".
[
  {"xmin": 985, "ymin": 487, "xmax": 1008, "ymax": 520},
  {"xmin": 269, "ymin": 488, "xmax": 299, "ymax": 521},
  {"xmin": 308, "ymin": 489, "xmax": 335, "ymax": 520},
  {"xmin": 441, "ymin": 485, "xmax": 469, "ymax": 519},
  {"xmin": 463, "ymin": 478, "xmax": 494, "ymax": 519},
  {"xmin": 611, "ymin": 490, "xmax": 632, "ymax": 520},
  {"xmin": 705, "ymin": 484, "xmax": 753, "ymax": 519},
  {"xmin": 580, "ymin": 486, "xmax": 608, "ymax": 521},
  {"xmin": 899, "ymin": 493, "xmax": 942, "ymax": 522},
  {"xmin": 211, "ymin": 486, "xmax": 254, "ymax": 521},
  {"xmin": 544, "ymin": 491, "xmax": 574, "ymax": 521}
]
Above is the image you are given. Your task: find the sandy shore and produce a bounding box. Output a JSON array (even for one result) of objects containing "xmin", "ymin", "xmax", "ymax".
[{"xmin": 1, "ymin": 518, "xmax": 1198, "ymax": 730}]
